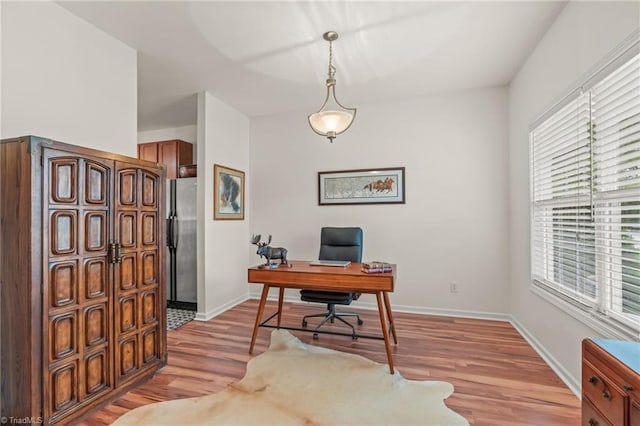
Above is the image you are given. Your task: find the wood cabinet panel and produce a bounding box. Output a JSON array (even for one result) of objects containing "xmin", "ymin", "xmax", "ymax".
[
  {"xmin": 142, "ymin": 170, "xmax": 158, "ymax": 207},
  {"xmin": 141, "ymin": 289, "xmax": 158, "ymax": 324},
  {"xmin": 50, "ymin": 361, "xmax": 79, "ymax": 416},
  {"xmin": 51, "ymin": 210, "xmax": 78, "ymax": 255},
  {"xmin": 118, "ymin": 254, "xmax": 137, "ymax": 291},
  {"xmin": 141, "ymin": 251, "xmax": 158, "ymax": 285},
  {"xmin": 50, "ymin": 312, "xmax": 77, "ymax": 361},
  {"xmin": 631, "ymin": 398, "xmax": 640, "ymax": 426},
  {"xmin": 117, "ymin": 335, "xmax": 139, "ymax": 381},
  {"xmin": 85, "ymin": 258, "xmax": 107, "ymax": 299},
  {"xmin": 84, "ymin": 304, "xmax": 107, "ymax": 347},
  {"xmin": 158, "ymin": 141, "xmax": 178, "ymax": 178},
  {"xmin": 84, "ymin": 349, "xmax": 109, "ymax": 397},
  {"xmin": 50, "ymin": 261, "xmax": 78, "ymax": 307},
  {"xmin": 113, "ymin": 161, "xmax": 164, "ymax": 387},
  {"xmin": 142, "ymin": 327, "xmax": 159, "ymax": 364},
  {"xmin": 119, "ymin": 296, "xmax": 137, "ymax": 333},
  {"xmin": 50, "ymin": 158, "xmax": 78, "ymax": 203},
  {"xmin": 0, "ymin": 136, "xmax": 166, "ymax": 424},
  {"xmin": 583, "ymin": 339, "xmax": 640, "ymax": 426},
  {"xmin": 118, "ymin": 211, "xmax": 137, "ymax": 248},
  {"xmin": 583, "ymin": 399, "xmax": 612, "ymax": 425},
  {"xmin": 85, "ymin": 211, "xmax": 107, "ymax": 252},
  {"xmin": 141, "ymin": 213, "xmax": 157, "ymax": 245},
  {"xmin": 85, "ymin": 161, "xmax": 108, "ymax": 205},
  {"xmin": 583, "ymin": 359, "xmax": 626, "ymax": 426},
  {"xmin": 137, "ymin": 139, "xmax": 193, "ymax": 179},
  {"xmin": 137, "ymin": 143, "xmax": 158, "ymax": 163}
]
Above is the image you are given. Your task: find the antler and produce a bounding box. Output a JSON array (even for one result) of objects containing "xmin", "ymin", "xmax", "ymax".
[
  {"xmin": 266, "ymin": 234, "xmax": 272, "ymax": 245},
  {"xmin": 250, "ymin": 234, "xmax": 261, "ymax": 245}
]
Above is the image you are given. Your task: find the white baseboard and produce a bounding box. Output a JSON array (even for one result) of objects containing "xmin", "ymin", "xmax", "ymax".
[
  {"xmin": 195, "ymin": 294, "xmax": 250, "ymax": 321},
  {"xmin": 509, "ymin": 316, "xmax": 581, "ymax": 397},
  {"xmin": 389, "ymin": 303, "xmax": 513, "ymax": 322}
]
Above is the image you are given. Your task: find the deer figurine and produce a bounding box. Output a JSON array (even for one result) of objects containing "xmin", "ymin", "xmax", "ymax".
[{"xmin": 250, "ymin": 234, "xmax": 288, "ymax": 267}]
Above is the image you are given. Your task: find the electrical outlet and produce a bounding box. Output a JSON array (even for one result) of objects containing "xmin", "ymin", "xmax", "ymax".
[{"xmin": 450, "ymin": 281, "xmax": 458, "ymax": 293}]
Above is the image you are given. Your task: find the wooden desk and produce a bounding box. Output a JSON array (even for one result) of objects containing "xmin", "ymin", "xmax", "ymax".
[{"xmin": 247, "ymin": 260, "xmax": 398, "ymax": 373}]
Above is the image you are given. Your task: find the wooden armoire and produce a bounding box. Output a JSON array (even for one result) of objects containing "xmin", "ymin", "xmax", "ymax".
[{"xmin": 0, "ymin": 136, "xmax": 167, "ymax": 424}]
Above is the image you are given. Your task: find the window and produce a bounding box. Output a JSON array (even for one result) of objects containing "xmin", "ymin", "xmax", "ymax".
[{"xmin": 530, "ymin": 49, "xmax": 640, "ymax": 339}]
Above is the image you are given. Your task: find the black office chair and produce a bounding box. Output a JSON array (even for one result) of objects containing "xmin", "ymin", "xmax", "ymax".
[{"xmin": 300, "ymin": 227, "xmax": 364, "ymax": 339}]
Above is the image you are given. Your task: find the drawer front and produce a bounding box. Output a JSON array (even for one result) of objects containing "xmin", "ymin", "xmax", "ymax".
[
  {"xmin": 631, "ymin": 398, "xmax": 640, "ymax": 426},
  {"xmin": 583, "ymin": 360, "xmax": 627, "ymax": 426},
  {"xmin": 583, "ymin": 400, "xmax": 613, "ymax": 426}
]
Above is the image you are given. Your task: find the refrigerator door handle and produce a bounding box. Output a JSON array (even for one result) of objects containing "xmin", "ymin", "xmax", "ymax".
[
  {"xmin": 166, "ymin": 217, "xmax": 171, "ymax": 247},
  {"xmin": 173, "ymin": 217, "xmax": 179, "ymax": 249},
  {"xmin": 166, "ymin": 216, "xmax": 175, "ymax": 248}
]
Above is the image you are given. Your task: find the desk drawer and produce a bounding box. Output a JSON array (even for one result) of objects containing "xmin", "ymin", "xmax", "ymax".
[{"xmin": 583, "ymin": 360, "xmax": 627, "ymax": 426}]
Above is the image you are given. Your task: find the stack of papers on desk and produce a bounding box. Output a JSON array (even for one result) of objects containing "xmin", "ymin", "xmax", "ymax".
[{"xmin": 309, "ymin": 260, "xmax": 351, "ymax": 267}]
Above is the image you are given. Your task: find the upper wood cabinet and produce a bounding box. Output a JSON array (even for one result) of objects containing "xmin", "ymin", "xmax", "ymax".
[{"xmin": 137, "ymin": 139, "xmax": 193, "ymax": 179}]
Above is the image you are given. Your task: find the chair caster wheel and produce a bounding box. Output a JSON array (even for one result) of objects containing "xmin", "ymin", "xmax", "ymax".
[
  {"xmin": 357, "ymin": 319, "xmax": 364, "ymax": 325},
  {"xmin": 302, "ymin": 320, "xmax": 307, "ymax": 328},
  {"xmin": 352, "ymin": 335, "xmax": 358, "ymax": 340},
  {"xmin": 313, "ymin": 333, "xmax": 319, "ymax": 340}
]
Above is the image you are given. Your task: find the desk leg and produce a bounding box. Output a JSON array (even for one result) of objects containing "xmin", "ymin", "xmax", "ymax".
[
  {"xmin": 383, "ymin": 292, "xmax": 398, "ymax": 344},
  {"xmin": 277, "ymin": 287, "xmax": 284, "ymax": 328},
  {"xmin": 249, "ymin": 284, "xmax": 270, "ymax": 354},
  {"xmin": 376, "ymin": 292, "xmax": 395, "ymax": 374}
]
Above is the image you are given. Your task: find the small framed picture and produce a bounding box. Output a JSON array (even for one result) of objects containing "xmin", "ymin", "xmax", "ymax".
[
  {"xmin": 214, "ymin": 164, "xmax": 245, "ymax": 220},
  {"xmin": 318, "ymin": 167, "xmax": 406, "ymax": 205}
]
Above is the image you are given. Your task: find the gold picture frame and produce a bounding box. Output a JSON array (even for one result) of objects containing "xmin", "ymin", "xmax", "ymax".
[{"xmin": 214, "ymin": 164, "xmax": 245, "ymax": 220}]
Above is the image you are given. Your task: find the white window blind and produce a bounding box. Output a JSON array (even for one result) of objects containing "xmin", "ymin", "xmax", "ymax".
[
  {"xmin": 531, "ymin": 51, "xmax": 640, "ymax": 337},
  {"xmin": 592, "ymin": 53, "xmax": 640, "ymax": 329}
]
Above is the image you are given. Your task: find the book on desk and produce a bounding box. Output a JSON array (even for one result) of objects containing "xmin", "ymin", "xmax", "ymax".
[{"xmin": 362, "ymin": 261, "xmax": 393, "ymax": 273}]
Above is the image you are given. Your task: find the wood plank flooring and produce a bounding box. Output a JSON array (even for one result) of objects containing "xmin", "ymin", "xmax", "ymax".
[{"xmin": 75, "ymin": 300, "xmax": 580, "ymax": 425}]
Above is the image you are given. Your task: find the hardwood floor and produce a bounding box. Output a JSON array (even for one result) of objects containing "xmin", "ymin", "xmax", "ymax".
[{"xmin": 75, "ymin": 300, "xmax": 580, "ymax": 425}]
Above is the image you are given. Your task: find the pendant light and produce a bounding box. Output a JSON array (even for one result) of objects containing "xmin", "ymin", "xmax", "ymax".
[{"xmin": 308, "ymin": 31, "xmax": 356, "ymax": 143}]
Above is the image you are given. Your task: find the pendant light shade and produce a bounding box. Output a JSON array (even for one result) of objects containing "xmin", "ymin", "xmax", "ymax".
[{"xmin": 308, "ymin": 31, "xmax": 356, "ymax": 143}]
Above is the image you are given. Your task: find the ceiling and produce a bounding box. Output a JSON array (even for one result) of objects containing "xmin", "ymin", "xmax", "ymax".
[{"xmin": 57, "ymin": 1, "xmax": 566, "ymax": 132}]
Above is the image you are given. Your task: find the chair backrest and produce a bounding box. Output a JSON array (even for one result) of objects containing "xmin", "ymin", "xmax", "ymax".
[{"xmin": 319, "ymin": 227, "xmax": 363, "ymax": 262}]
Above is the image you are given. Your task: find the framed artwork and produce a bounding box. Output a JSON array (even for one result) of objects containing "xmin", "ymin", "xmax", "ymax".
[
  {"xmin": 318, "ymin": 167, "xmax": 406, "ymax": 205},
  {"xmin": 214, "ymin": 164, "xmax": 245, "ymax": 220}
]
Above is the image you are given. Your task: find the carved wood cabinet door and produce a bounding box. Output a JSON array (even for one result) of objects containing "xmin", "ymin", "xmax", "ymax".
[
  {"xmin": 40, "ymin": 147, "xmax": 166, "ymax": 422},
  {"xmin": 114, "ymin": 161, "xmax": 165, "ymax": 385},
  {"xmin": 42, "ymin": 149, "xmax": 114, "ymax": 422}
]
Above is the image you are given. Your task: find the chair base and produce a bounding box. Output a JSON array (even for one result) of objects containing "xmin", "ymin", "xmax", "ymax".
[{"xmin": 302, "ymin": 303, "xmax": 363, "ymax": 339}]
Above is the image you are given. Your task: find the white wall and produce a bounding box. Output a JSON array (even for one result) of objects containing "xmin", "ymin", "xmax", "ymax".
[
  {"xmin": 250, "ymin": 87, "xmax": 510, "ymax": 316},
  {"xmin": 1, "ymin": 2, "xmax": 3, "ymax": 137},
  {"xmin": 196, "ymin": 92, "xmax": 250, "ymax": 319},
  {"xmin": 1, "ymin": 1, "xmax": 137, "ymax": 156},
  {"xmin": 509, "ymin": 1, "xmax": 640, "ymax": 390},
  {"xmin": 0, "ymin": 0, "xmax": 138, "ymax": 415},
  {"xmin": 0, "ymin": 2, "xmax": 3, "ymax": 417},
  {"xmin": 138, "ymin": 125, "xmax": 198, "ymax": 163}
]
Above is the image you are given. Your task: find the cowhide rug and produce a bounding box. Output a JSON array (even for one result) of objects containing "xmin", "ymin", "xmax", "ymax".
[{"xmin": 113, "ymin": 330, "xmax": 469, "ymax": 425}]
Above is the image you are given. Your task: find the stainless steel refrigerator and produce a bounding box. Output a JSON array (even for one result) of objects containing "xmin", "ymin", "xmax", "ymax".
[{"xmin": 166, "ymin": 178, "xmax": 197, "ymax": 310}]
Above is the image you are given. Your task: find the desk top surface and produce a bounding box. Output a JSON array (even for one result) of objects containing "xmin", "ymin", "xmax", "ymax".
[{"xmin": 247, "ymin": 260, "xmax": 396, "ymax": 292}]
